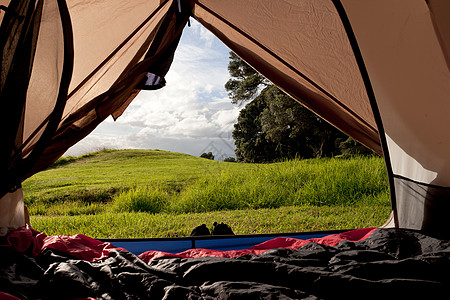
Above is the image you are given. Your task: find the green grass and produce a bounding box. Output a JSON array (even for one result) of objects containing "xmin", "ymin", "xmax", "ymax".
[
  {"xmin": 23, "ymin": 149, "xmax": 248, "ymax": 206},
  {"xmin": 30, "ymin": 205, "xmax": 390, "ymax": 238},
  {"xmin": 111, "ymin": 187, "xmax": 169, "ymax": 213},
  {"xmin": 173, "ymin": 157, "xmax": 388, "ymax": 212},
  {"xmin": 22, "ymin": 149, "xmax": 391, "ymax": 238}
]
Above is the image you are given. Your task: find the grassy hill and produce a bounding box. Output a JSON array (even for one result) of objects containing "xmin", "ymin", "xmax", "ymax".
[
  {"xmin": 24, "ymin": 149, "xmax": 245, "ymax": 201},
  {"xmin": 22, "ymin": 149, "xmax": 391, "ymax": 238}
]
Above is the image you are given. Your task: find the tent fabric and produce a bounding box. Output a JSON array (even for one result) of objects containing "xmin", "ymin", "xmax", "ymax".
[
  {"xmin": 0, "ymin": 0, "xmax": 73, "ymax": 231},
  {"xmin": 2, "ymin": 227, "xmax": 450, "ymax": 299},
  {"xmin": 340, "ymin": 0, "xmax": 450, "ymax": 233},
  {"xmin": 0, "ymin": 0, "xmax": 71, "ymax": 198},
  {"xmin": 1, "ymin": 0, "xmax": 450, "ymax": 235}
]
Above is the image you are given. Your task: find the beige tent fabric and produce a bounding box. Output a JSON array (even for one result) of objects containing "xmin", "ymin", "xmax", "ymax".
[
  {"xmin": 192, "ymin": 0, "xmax": 381, "ymax": 155},
  {"xmin": 2, "ymin": 0, "xmax": 382, "ymax": 231},
  {"xmin": 342, "ymin": 0, "xmax": 450, "ymax": 232},
  {"xmin": 0, "ymin": 188, "xmax": 25, "ymax": 236},
  {"xmin": 427, "ymin": 0, "xmax": 450, "ymax": 71}
]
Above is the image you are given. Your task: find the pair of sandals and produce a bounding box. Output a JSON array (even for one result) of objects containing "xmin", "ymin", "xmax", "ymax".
[{"xmin": 190, "ymin": 222, "xmax": 234, "ymax": 236}]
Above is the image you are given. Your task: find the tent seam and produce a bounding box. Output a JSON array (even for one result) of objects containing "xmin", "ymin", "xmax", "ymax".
[{"xmin": 331, "ymin": 0, "xmax": 398, "ymax": 227}]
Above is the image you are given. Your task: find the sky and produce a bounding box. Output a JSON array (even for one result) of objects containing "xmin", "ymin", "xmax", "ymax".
[{"xmin": 65, "ymin": 20, "xmax": 241, "ymax": 161}]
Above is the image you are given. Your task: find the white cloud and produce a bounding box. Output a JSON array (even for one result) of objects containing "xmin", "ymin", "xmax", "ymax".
[{"xmin": 65, "ymin": 20, "xmax": 240, "ymax": 160}]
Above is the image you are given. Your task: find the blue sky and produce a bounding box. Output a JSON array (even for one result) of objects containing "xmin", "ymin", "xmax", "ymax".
[{"xmin": 65, "ymin": 20, "xmax": 240, "ymax": 160}]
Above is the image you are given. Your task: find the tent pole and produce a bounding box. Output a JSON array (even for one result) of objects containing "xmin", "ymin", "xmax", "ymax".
[{"xmin": 332, "ymin": 0, "xmax": 398, "ymax": 227}]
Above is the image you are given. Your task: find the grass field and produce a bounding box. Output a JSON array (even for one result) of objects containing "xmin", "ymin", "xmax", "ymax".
[{"xmin": 22, "ymin": 149, "xmax": 391, "ymax": 238}]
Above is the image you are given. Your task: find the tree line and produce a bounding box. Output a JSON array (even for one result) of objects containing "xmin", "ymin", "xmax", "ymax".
[{"xmin": 224, "ymin": 52, "xmax": 373, "ymax": 163}]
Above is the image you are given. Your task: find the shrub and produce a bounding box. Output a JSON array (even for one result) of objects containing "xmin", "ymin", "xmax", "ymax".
[{"xmin": 200, "ymin": 152, "xmax": 214, "ymax": 160}]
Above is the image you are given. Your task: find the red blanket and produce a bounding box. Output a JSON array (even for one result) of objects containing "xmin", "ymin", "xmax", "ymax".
[{"xmin": 5, "ymin": 224, "xmax": 376, "ymax": 262}]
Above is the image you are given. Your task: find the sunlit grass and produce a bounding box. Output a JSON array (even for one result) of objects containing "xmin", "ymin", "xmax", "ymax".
[
  {"xmin": 23, "ymin": 149, "xmax": 246, "ymax": 205},
  {"xmin": 29, "ymin": 201, "xmax": 104, "ymax": 216},
  {"xmin": 171, "ymin": 156, "xmax": 388, "ymax": 212},
  {"xmin": 111, "ymin": 187, "xmax": 169, "ymax": 213},
  {"xmin": 30, "ymin": 204, "xmax": 390, "ymax": 238}
]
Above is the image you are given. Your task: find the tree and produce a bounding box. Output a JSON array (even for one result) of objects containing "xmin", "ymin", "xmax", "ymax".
[
  {"xmin": 226, "ymin": 52, "xmax": 349, "ymax": 162},
  {"xmin": 232, "ymin": 93, "xmax": 278, "ymax": 162},
  {"xmin": 225, "ymin": 52, "xmax": 269, "ymax": 105},
  {"xmin": 200, "ymin": 152, "xmax": 214, "ymax": 160},
  {"xmin": 260, "ymin": 85, "xmax": 318, "ymax": 158}
]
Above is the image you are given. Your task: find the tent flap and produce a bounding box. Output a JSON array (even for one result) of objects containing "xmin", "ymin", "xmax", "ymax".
[
  {"xmin": 0, "ymin": 0, "xmax": 72, "ymax": 201},
  {"xmin": 342, "ymin": 0, "xmax": 450, "ymax": 234}
]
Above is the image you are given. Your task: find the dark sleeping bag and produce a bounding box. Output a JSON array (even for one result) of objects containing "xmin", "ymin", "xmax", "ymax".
[{"xmin": 1, "ymin": 226, "xmax": 449, "ymax": 299}]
